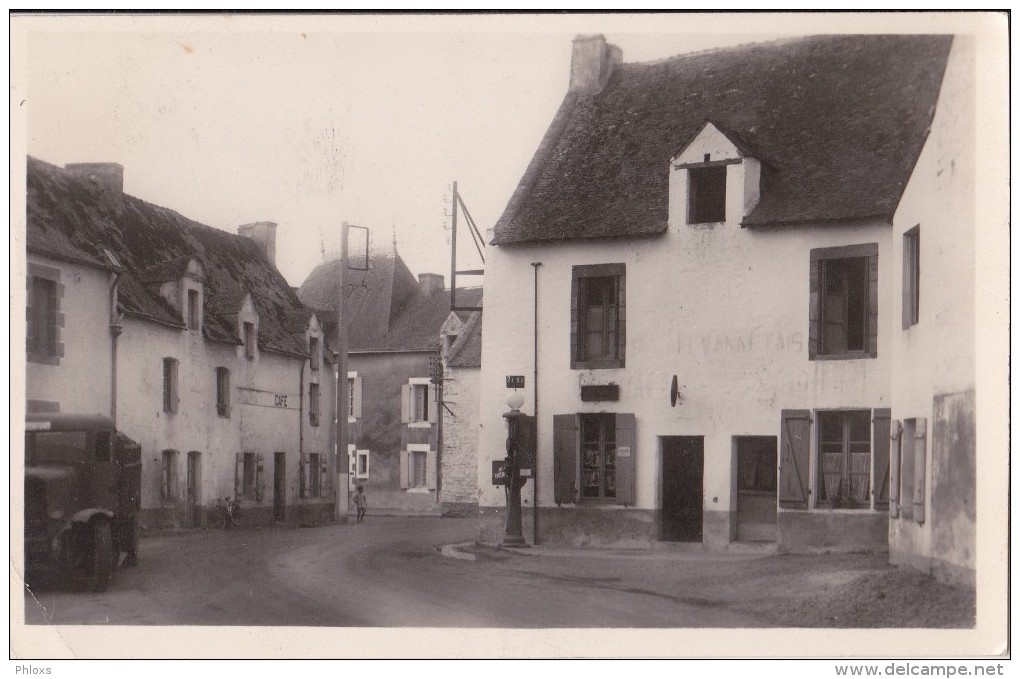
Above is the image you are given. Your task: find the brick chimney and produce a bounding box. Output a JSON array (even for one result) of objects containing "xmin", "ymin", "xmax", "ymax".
[
  {"xmin": 418, "ymin": 273, "xmax": 444, "ymax": 296},
  {"xmin": 65, "ymin": 162, "xmax": 124, "ymax": 196},
  {"xmin": 568, "ymin": 34, "xmax": 622, "ymax": 95},
  {"xmin": 238, "ymin": 222, "xmax": 277, "ymax": 267}
]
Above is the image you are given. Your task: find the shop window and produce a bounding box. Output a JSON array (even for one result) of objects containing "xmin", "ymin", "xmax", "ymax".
[
  {"xmin": 688, "ymin": 165, "xmax": 727, "ymax": 224},
  {"xmin": 571, "ymin": 264, "xmax": 626, "ymax": 369},
  {"xmin": 553, "ymin": 413, "xmax": 635, "ymax": 505},
  {"xmin": 809, "ymin": 244, "xmax": 878, "ymax": 359},
  {"xmin": 903, "ymin": 226, "xmax": 920, "ymax": 329}
]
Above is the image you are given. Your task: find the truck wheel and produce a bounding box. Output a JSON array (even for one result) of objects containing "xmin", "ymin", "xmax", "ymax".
[{"xmin": 88, "ymin": 522, "xmax": 113, "ymax": 592}]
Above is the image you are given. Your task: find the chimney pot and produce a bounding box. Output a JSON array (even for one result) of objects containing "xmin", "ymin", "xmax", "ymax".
[{"xmin": 238, "ymin": 221, "xmax": 278, "ymax": 267}]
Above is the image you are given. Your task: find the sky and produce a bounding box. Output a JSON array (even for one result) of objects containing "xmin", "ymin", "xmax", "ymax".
[{"xmin": 16, "ymin": 13, "xmax": 944, "ymax": 288}]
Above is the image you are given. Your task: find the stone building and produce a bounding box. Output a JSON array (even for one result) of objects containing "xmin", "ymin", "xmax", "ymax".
[
  {"xmin": 25, "ymin": 158, "xmax": 338, "ymax": 528},
  {"xmin": 298, "ymin": 252, "xmax": 482, "ymax": 516},
  {"xmin": 476, "ymin": 33, "xmax": 975, "ymax": 584}
]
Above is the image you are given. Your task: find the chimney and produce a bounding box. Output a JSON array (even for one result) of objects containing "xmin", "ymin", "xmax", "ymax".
[
  {"xmin": 238, "ymin": 222, "xmax": 277, "ymax": 267},
  {"xmin": 65, "ymin": 162, "xmax": 124, "ymax": 196},
  {"xmin": 418, "ymin": 273, "xmax": 444, "ymax": 296},
  {"xmin": 568, "ymin": 34, "xmax": 622, "ymax": 95}
]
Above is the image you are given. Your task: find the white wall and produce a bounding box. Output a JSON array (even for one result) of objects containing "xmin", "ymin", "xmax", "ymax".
[{"xmin": 478, "ymin": 210, "xmax": 894, "ymax": 513}]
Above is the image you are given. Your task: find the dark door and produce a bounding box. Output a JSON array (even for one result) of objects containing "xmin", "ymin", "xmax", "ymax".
[
  {"xmin": 274, "ymin": 452, "xmax": 286, "ymax": 522},
  {"xmin": 661, "ymin": 436, "xmax": 704, "ymax": 542},
  {"xmin": 186, "ymin": 452, "xmax": 201, "ymax": 527}
]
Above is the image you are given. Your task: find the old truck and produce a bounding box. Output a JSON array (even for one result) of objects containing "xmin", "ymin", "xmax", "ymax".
[{"xmin": 24, "ymin": 413, "xmax": 141, "ymax": 592}]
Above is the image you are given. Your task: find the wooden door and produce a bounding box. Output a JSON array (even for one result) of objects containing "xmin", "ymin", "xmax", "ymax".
[{"xmin": 661, "ymin": 436, "xmax": 704, "ymax": 542}]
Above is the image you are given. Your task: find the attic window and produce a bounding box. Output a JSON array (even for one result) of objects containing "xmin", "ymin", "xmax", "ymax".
[
  {"xmin": 243, "ymin": 322, "xmax": 256, "ymax": 360},
  {"xmin": 688, "ymin": 166, "xmax": 727, "ymax": 224},
  {"xmin": 187, "ymin": 289, "xmax": 200, "ymax": 331}
]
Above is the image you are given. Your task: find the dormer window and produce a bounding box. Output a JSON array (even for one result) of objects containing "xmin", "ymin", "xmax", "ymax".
[
  {"xmin": 187, "ymin": 289, "xmax": 200, "ymax": 331},
  {"xmin": 244, "ymin": 321, "xmax": 256, "ymax": 360},
  {"xmin": 309, "ymin": 336, "xmax": 321, "ymax": 371},
  {"xmin": 688, "ymin": 165, "xmax": 727, "ymax": 224}
]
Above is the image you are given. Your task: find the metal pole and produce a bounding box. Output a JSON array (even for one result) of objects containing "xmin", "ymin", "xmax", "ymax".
[
  {"xmin": 335, "ymin": 221, "xmax": 351, "ymax": 522},
  {"xmin": 531, "ymin": 262, "xmax": 542, "ymax": 545},
  {"xmin": 450, "ymin": 181, "xmax": 458, "ymax": 310}
]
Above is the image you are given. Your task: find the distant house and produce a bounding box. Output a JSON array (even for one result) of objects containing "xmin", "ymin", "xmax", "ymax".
[
  {"xmin": 299, "ymin": 253, "xmax": 482, "ymax": 516},
  {"xmin": 477, "ymin": 34, "xmax": 975, "ymax": 585},
  {"xmin": 25, "ymin": 158, "xmax": 338, "ymax": 529}
]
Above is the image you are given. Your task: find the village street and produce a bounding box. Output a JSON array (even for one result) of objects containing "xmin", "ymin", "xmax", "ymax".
[{"xmin": 22, "ymin": 517, "xmax": 973, "ymax": 629}]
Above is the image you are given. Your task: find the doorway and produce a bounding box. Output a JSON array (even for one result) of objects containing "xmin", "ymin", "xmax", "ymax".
[
  {"xmin": 660, "ymin": 436, "xmax": 704, "ymax": 542},
  {"xmin": 186, "ymin": 451, "xmax": 201, "ymax": 527},
  {"xmin": 735, "ymin": 436, "xmax": 778, "ymax": 542},
  {"xmin": 274, "ymin": 452, "xmax": 287, "ymax": 522}
]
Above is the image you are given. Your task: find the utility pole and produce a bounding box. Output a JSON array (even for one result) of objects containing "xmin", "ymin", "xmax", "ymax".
[{"xmin": 335, "ymin": 221, "xmax": 351, "ymax": 522}]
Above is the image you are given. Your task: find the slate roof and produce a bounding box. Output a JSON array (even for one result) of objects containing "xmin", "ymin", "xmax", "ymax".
[
  {"xmin": 297, "ymin": 252, "xmax": 483, "ymax": 353},
  {"xmin": 447, "ymin": 312, "xmax": 482, "ymax": 368},
  {"xmin": 26, "ymin": 156, "xmax": 315, "ymax": 356},
  {"xmin": 492, "ymin": 34, "xmax": 954, "ymax": 245}
]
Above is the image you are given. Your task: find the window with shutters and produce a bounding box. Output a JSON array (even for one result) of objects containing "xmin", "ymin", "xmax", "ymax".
[
  {"xmin": 309, "ymin": 336, "xmax": 321, "ymax": 371},
  {"xmin": 216, "ymin": 367, "xmax": 230, "ymax": 418},
  {"xmin": 401, "ymin": 444, "xmax": 434, "ymax": 492},
  {"xmin": 903, "ymin": 226, "xmax": 920, "ymax": 329},
  {"xmin": 27, "ymin": 270, "xmax": 63, "ymax": 365},
  {"xmin": 688, "ymin": 165, "xmax": 727, "ymax": 224},
  {"xmin": 809, "ymin": 244, "xmax": 878, "ymax": 360},
  {"xmin": 163, "ymin": 358, "xmax": 179, "ymax": 415},
  {"xmin": 309, "ymin": 383, "xmax": 320, "ymax": 426},
  {"xmin": 571, "ymin": 264, "xmax": 625, "ymax": 369},
  {"xmin": 161, "ymin": 449, "xmax": 179, "ymax": 502},
  {"xmin": 403, "ymin": 377, "xmax": 434, "ymax": 427},
  {"xmin": 554, "ymin": 413, "xmax": 635, "ymax": 505},
  {"xmin": 816, "ymin": 410, "xmax": 871, "ymax": 509}
]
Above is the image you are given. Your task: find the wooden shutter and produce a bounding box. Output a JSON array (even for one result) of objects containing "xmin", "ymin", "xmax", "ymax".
[
  {"xmin": 808, "ymin": 258, "xmax": 820, "ymax": 359},
  {"xmin": 320, "ymin": 455, "xmax": 329, "ymax": 494},
  {"xmin": 912, "ymin": 417, "xmax": 927, "ymax": 525},
  {"xmin": 889, "ymin": 420, "xmax": 902, "ymax": 518},
  {"xmin": 570, "ymin": 273, "xmax": 580, "ymax": 367},
  {"xmin": 872, "ymin": 408, "xmax": 891, "ymax": 509},
  {"xmin": 779, "ymin": 409, "xmax": 812, "ymax": 509},
  {"xmin": 234, "ymin": 452, "xmax": 244, "ymax": 497},
  {"xmin": 616, "ymin": 272, "xmax": 626, "ymax": 367},
  {"xmin": 400, "ymin": 384, "xmax": 411, "ymax": 423},
  {"xmin": 553, "ymin": 414, "xmax": 577, "ymax": 505},
  {"xmin": 255, "ymin": 453, "xmax": 265, "ymax": 502},
  {"xmin": 867, "ymin": 251, "xmax": 879, "ymax": 357},
  {"xmin": 399, "ymin": 449, "xmax": 409, "ymax": 489},
  {"xmin": 352, "ymin": 377, "xmax": 363, "ymax": 419},
  {"xmin": 615, "ymin": 413, "xmax": 636, "ymax": 506},
  {"xmin": 428, "ymin": 384, "xmax": 438, "ymax": 423},
  {"xmin": 348, "ymin": 445, "xmax": 357, "ymax": 490},
  {"xmin": 426, "ymin": 449, "xmax": 437, "ymax": 490},
  {"xmin": 299, "ymin": 452, "xmax": 308, "ymax": 498}
]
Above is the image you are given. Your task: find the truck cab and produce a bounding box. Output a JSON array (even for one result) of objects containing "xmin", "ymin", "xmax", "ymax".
[{"xmin": 24, "ymin": 413, "xmax": 141, "ymax": 592}]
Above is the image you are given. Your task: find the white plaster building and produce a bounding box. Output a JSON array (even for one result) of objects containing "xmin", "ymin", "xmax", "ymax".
[
  {"xmin": 477, "ymin": 33, "xmax": 975, "ymax": 581},
  {"xmin": 25, "ymin": 159, "xmax": 338, "ymax": 529}
]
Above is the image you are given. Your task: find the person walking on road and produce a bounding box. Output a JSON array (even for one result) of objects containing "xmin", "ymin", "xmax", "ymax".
[{"xmin": 354, "ymin": 485, "xmax": 367, "ymax": 523}]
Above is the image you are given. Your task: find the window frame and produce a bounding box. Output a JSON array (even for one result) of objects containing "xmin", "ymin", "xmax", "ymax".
[
  {"xmin": 242, "ymin": 452, "xmax": 256, "ymax": 499},
  {"xmin": 687, "ymin": 165, "xmax": 728, "ymax": 224},
  {"xmin": 216, "ymin": 367, "xmax": 230, "ymax": 418},
  {"xmin": 163, "ymin": 357, "xmax": 179, "ymax": 415},
  {"xmin": 186, "ymin": 288, "xmax": 200, "ymax": 331},
  {"xmin": 903, "ymin": 226, "xmax": 920, "ymax": 329},
  {"xmin": 27, "ymin": 265, "xmax": 64, "ymax": 365},
  {"xmin": 309, "ymin": 382, "xmax": 320, "ymax": 427},
  {"xmin": 571, "ymin": 263, "xmax": 626, "ymax": 370},
  {"xmin": 243, "ymin": 321, "xmax": 256, "ymax": 360},
  {"xmin": 309, "ymin": 336, "xmax": 321, "ymax": 371},
  {"xmin": 578, "ymin": 413, "xmax": 618, "ymax": 502},
  {"xmin": 161, "ymin": 449, "xmax": 179, "ymax": 502},
  {"xmin": 308, "ymin": 452, "xmax": 321, "ymax": 497},
  {"xmin": 809, "ymin": 243, "xmax": 879, "ymax": 360},
  {"xmin": 814, "ymin": 409, "xmax": 873, "ymax": 510}
]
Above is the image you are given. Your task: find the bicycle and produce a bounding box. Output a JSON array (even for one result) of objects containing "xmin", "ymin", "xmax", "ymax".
[{"xmin": 213, "ymin": 496, "xmax": 240, "ymax": 529}]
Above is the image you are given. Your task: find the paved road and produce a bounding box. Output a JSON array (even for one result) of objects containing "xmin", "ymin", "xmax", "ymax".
[{"xmin": 21, "ymin": 517, "xmax": 764, "ymax": 628}]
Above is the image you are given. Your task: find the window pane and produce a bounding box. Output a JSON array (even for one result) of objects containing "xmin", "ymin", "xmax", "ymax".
[{"xmin": 846, "ymin": 258, "xmax": 868, "ymax": 350}]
